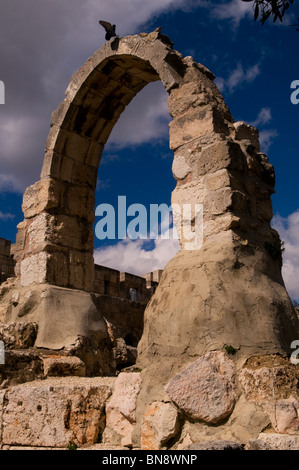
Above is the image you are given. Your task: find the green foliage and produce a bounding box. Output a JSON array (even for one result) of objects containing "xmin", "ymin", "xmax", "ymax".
[
  {"xmin": 264, "ymin": 239, "xmax": 285, "ymax": 260},
  {"xmin": 224, "ymin": 345, "xmax": 237, "ymax": 355},
  {"xmin": 67, "ymin": 441, "xmax": 78, "ymax": 450}
]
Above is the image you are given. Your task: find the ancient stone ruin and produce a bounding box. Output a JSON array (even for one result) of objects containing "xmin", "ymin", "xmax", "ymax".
[{"xmin": 0, "ymin": 30, "xmax": 299, "ymax": 450}]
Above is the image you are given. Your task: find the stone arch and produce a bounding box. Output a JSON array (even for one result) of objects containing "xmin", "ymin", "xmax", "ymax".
[
  {"xmin": 13, "ymin": 30, "xmax": 233, "ymax": 291},
  {"xmin": 12, "ymin": 30, "xmax": 298, "ymax": 361}
]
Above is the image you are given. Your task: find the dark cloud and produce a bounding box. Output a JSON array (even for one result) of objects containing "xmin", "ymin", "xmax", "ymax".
[{"xmin": 0, "ymin": 0, "xmax": 199, "ymax": 193}]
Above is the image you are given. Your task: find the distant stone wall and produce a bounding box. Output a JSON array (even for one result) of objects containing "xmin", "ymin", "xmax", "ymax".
[
  {"xmin": 0, "ymin": 237, "xmax": 162, "ymax": 306},
  {"xmin": 0, "ymin": 238, "xmax": 15, "ymax": 284},
  {"xmin": 93, "ymin": 265, "xmax": 162, "ymax": 305}
]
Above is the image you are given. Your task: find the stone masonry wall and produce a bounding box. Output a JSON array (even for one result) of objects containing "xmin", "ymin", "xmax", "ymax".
[
  {"xmin": 0, "ymin": 239, "xmax": 15, "ymax": 285},
  {"xmin": 0, "ymin": 236, "xmax": 161, "ymax": 304}
]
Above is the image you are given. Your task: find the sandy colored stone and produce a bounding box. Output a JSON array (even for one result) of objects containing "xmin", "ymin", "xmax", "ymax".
[
  {"xmin": 0, "ymin": 322, "xmax": 37, "ymax": 349},
  {"xmin": 1, "ymin": 377, "xmax": 115, "ymax": 447},
  {"xmin": 246, "ymin": 433, "xmax": 299, "ymax": 450},
  {"xmin": 22, "ymin": 179, "xmax": 65, "ymax": 219},
  {"xmin": 169, "ymin": 106, "xmax": 216, "ymax": 150},
  {"xmin": 0, "ymin": 350, "xmax": 44, "ymax": 388},
  {"xmin": 233, "ymin": 121, "xmax": 260, "ymax": 151},
  {"xmin": 173, "ymin": 392, "xmax": 270, "ymax": 449},
  {"xmin": 141, "ymin": 401, "xmax": 180, "ymax": 450},
  {"xmin": 134, "ymin": 237, "xmax": 298, "ymax": 445},
  {"xmin": 239, "ymin": 355, "xmax": 299, "ymax": 434},
  {"xmin": 275, "ymin": 397, "xmax": 299, "ymax": 434},
  {"xmin": 42, "ymin": 355, "xmax": 86, "ymax": 377},
  {"xmin": 165, "ymin": 351, "xmax": 236, "ymax": 424},
  {"xmin": 103, "ymin": 372, "xmax": 142, "ymax": 445},
  {"xmin": 172, "ymin": 155, "xmax": 191, "ymax": 180},
  {"xmin": 20, "ymin": 253, "xmax": 49, "ymax": 287}
]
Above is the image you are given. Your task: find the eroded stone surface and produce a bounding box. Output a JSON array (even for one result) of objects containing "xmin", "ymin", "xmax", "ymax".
[
  {"xmin": 140, "ymin": 401, "xmax": 180, "ymax": 450},
  {"xmin": 103, "ymin": 372, "xmax": 142, "ymax": 446},
  {"xmin": 0, "ymin": 350, "xmax": 44, "ymax": 389},
  {"xmin": 245, "ymin": 433, "xmax": 299, "ymax": 450},
  {"xmin": 1, "ymin": 377, "xmax": 115, "ymax": 447},
  {"xmin": 42, "ymin": 356, "xmax": 86, "ymax": 377},
  {"xmin": 165, "ymin": 351, "xmax": 236, "ymax": 424},
  {"xmin": 239, "ymin": 355, "xmax": 299, "ymax": 435},
  {"xmin": 0, "ymin": 322, "xmax": 37, "ymax": 349}
]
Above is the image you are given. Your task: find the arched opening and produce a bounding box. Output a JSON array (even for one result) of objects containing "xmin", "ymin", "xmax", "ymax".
[{"xmin": 93, "ymin": 79, "xmax": 177, "ymax": 275}]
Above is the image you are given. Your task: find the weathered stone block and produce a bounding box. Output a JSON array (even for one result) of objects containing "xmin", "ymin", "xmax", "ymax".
[
  {"xmin": 66, "ymin": 185, "xmax": 95, "ymax": 222},
  {"xmin": 103, "ymin": 372, "xmax": 142, "ymax": 446},
  {"xmin": 172, "ymin": 155, "xmax": 191, "ymax": 181},
  {"xmin": 22, "ymin": 179, "xmax": 65, "ymax": 219},
  {"xmin": 40, "ymin": 151, "xmax": 62, "ymax": 179},
  {"xmin": 85, "ymin": 140, "xmax": 104, "ymax": 168},
  {"xmin": 1, "ymin": 377, "xmax": 114, "ymax": 447},
  {"xmin": 195, "ymin": 141, "xmax": 246, "ymax": 177},
  {"xmin": 20, "ymin": 251, "xmax": 70, "ymax": 288},
  {"xmin": 42, "ymin": 356, "xmax": 86, "ymax": 377},
  {"xmin": 275, "ymin": 397, "xmax": 299, "ymax": 434},
  {"xmin": 63, "ymin": 131, "xmax": 90, "ymax": 162},
  {"xmin": 169, "ymin": 106, "xmax": 215, "ymax": 150},
  {"xmin": 165, "ymin": 351, "xmax": 236, "ymax": 424},
  {"xmin": 59, "ymin": 156, "xmax": 74, "ymax": 182},
  {"xmin": 233, "ymin": 121, "xmax": 260, "ymax": 151},
  {"xmin": 26, "ymin": 213, "xmax": 94, "ymax": 255},
  {"xmin": 239, "ymin": 355, "xmax": 299, "ymax": 435},
  {"xmin": 68, "ymin": 250, "xmax": 94, "ymax": 291},
  {"xmin": 0, "ymin": 322, "xmax": 37, "ymax": 349},
  {"xmin": 14, "ymin": 221, "xmax": 28, "ymax": 256},
  {"xmin": 205, "ymin": 169, "xmax": 231, "ymax": 191},
  {"xmin": 246, "ymin": 433, "xmax": 299, "ymax": 450},
  {"xmin": 65, "ymin": 57, "xmax": 94, "ymax": 102},
  {"xmin": 71, "ymin": 160, "xmax": 98, "ymax": 188},
  {"xmin": 20, "ymin": 252, "xmax": 49, "ymax": 287},
  {"xmin": 0, "ymin": 351, "xmax": 43, "ymax": 388},
  {"xmin": 141, "ymin": 401, "xmax": 180, "ymax": 450}
]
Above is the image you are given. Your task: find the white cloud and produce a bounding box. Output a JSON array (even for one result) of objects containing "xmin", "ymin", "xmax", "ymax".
[
  {"xmin": 0, "ymin": 114, "xmax": 47, "ymax": 192},
  {"xmin": 259, "ymin": 129, "xmax": 278, "ymax": 152},
  {"xmin": 272, "ymin": 210, "xmax": 299, "ymax": 302},
  {"xmin": 250, "ymin": 107, "xmax": 272, "ymax": 127},
  {"xmin": 1, "ymin": 0, "xmax": 200, "ymax": 194},
  {"xmin": 0, "ymin": 211, "xmax": 15, "ymax": 221},
  {"xmin": 248, "ymin": 107, "xmax": 277, "ymax": 152},
  {"xmin": 94, "ymin": 231, "xmax": 180, "ymax": 276},
  {"xmin": 107, "ymin": 81, "xmax": 170, "ymax": 149},
  {"xmin": 215, "ymin": 62, "xmax": 261, "ymax": 94},
  {"xmin": 211, "ymin": 0, "xmax": 253, "ymax": 26}
]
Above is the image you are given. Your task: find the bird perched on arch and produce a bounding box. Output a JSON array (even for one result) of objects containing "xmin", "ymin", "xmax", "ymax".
[{"xmin": 99, "ymin": 20, "xmax": 117, "ymax": 40}]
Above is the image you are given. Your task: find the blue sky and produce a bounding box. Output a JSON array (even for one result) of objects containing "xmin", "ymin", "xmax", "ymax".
[{"xmin": 0, "ymin": 0, "xmax": 298, "ymax": 299}]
